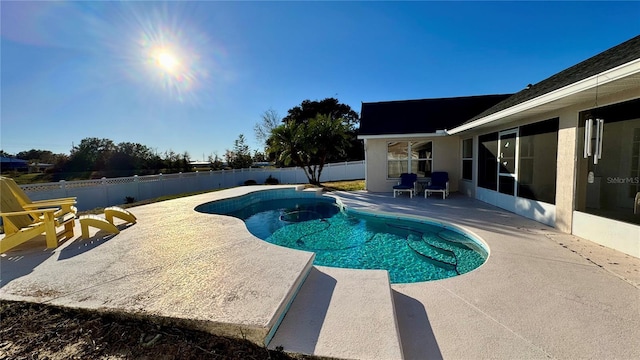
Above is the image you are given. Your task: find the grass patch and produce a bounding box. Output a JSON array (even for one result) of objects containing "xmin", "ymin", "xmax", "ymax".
[
  {"xmin": 316, "ymin": 179, "xmax": 365, "ymax": 192},
  {"xmin": 6, "ymin": 172, "xmax": 54, "ymax": 185}
]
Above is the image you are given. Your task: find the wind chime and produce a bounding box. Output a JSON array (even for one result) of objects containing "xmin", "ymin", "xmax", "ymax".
[{"xmin": 584, "ymin": 76, "xmax": 604, "ymax": 184}]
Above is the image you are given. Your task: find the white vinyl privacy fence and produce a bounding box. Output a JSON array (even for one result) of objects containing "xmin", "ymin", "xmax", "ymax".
[{"xmin": 20, "ymin": 161, "xmax": 364, "ymax": 211}]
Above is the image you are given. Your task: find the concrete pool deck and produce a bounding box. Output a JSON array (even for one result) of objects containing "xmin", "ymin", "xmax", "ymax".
[{"xmin": 1, "ymin": 185, "xmax": 639, "ymax": 359}]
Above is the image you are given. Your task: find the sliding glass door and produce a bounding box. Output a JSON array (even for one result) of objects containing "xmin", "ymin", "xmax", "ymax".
[
  {"xmin": 498, "ymin": 129, "xmax": 518, "ymax": 196},
  {"xmin": 478, "ymin": 120, "xmax": 558, "ymax": 203},
  {"xmin": 576, "ymin": 98, "xmax": 640, "ymax": 225}
]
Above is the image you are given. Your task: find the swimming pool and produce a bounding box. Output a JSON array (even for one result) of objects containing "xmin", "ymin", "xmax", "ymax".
[{"xmin": 196, "ymin": 189, "xmax": 488, "ymax": 283}]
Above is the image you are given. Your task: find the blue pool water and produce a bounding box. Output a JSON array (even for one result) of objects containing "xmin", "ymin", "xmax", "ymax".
[{"xmin": 196, "ymin": 191, "xmax": 487, "ymax": 283}]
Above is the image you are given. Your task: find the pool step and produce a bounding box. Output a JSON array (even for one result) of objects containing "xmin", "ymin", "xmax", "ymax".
[
  {"xmin": 268, "ymin": 266, "xmax": 404, "ymax": 360},
  {"xmin": 407, "ymin": 234, "xmax": 458, "ymax": 272}
]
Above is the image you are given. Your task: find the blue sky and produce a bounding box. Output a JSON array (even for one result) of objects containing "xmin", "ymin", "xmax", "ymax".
[{"xmin": 2, "ymin": 1, "xmax": 639, "ymax": 161}]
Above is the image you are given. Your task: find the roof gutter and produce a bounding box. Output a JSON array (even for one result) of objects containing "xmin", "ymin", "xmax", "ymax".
[
  {"xmin": 447, "ymin": 58, "xmax": 640, "ymax": 135},
  {"xmin": 358, "ymin": 130, "xmax": 448, "ymax": 140}
]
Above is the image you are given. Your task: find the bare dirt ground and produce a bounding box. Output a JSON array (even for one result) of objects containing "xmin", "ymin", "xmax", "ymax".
[{"xmin": 0, "ymin": 300, "xmax": 317, "ymax": 360}]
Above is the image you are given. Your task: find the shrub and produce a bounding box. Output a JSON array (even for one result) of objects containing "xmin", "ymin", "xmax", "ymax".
[
  {"xmin": 125, "ymin": 196, "xmax": 135, "ymax": 204},
  {"xmin": 264, "ymin": 175, "xmax": 279, "ymax": 185},
  {"xmin": 244, "ymin": 179, "xmax": 257, "ymax": 186}
]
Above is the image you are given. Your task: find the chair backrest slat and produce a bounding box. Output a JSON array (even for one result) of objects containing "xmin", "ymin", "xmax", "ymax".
[
  {"xmin": 0, "ymin": 181, "xmax": 36, "ymax": 229},
  {"xmin": 0, "ymin": 176, "xmax": 31, "ymax": 207}
]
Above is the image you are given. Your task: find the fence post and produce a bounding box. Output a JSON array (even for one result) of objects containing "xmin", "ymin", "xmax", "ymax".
[
  {"xmin": 134, "ymin": 175, "xmax": 140, "ymax": 201},
  {"xmin": 101, "ymin": 177, "xmax": 108, "ymax": 208},
  {"xmin": 59, "ymin": 180, "xmax": 67, "ymax": 197}
]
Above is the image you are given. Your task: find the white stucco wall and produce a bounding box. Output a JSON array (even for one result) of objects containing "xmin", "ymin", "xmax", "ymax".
[
  {"xmin": 432, "ymin": 135, "xmax": 461, "ymax": 191},
  {"xmin": 573, "ymin": 211, "xmax": 640, "ymax": 258},
  {"xmin": 363, "ymin": 136, "xmax": 461, "ymax": 193},
  {"xmin": 361, "ymin": 88, "xmax": 639, "ymax": 258},
  {"xmin": 461, "ymin": 87, "xmax": 640, "ymax": 257}
]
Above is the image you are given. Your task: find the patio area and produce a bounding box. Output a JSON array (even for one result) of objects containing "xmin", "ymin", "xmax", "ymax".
[
  {"xmin": 334, "ymin": 191, "xmax": 640, "ymax": 359},
  {"xmin": 1, "ymin": 185, "xmax": 639, "ymax": 359}
]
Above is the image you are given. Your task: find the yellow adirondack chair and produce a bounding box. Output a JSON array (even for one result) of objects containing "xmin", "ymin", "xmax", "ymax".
[
  {"xmin": 0, "ymin": 181, "xmax": 76, "ymax": 253},
  {"xmin": 0, "ymin": 176, "xmax": 77, "ymax": 216}
]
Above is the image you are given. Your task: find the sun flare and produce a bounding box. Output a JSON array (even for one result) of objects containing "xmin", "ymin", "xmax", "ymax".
[
  {"xmin": 153, "ymin": 48, "xmax": 181, "ymax": 74},
  {"xmin": 133, "ymin": 10, "xmax": 220, "ymax": 104}
]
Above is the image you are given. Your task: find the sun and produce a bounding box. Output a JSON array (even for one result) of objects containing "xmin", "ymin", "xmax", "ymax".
[
  {"xmin": 134, "ymin": 16, "xmax": 217, "ymax": 104},
  {"xmin": 152, "ymin": 48, "xmax": 181, "ymax": 74},
  {"xmin": 157, "ymin": 51, "xmax": 179, "ymax": 71}
]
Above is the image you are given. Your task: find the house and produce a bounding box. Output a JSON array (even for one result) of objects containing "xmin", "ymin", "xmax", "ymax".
[
  {"xmin": 28, "ymin": 162, "xmax": 54, "ymax": 173},
  {"xmin": 359, "ymin": 94, "xmax": 512, "ymax": 193},
  {"xmin": 0, "ymin": 156, "xmax": 28, "ymax": 172},
  {"xmin": 359, "ymin": 35, "xmax": 640, "ymax": 258}
]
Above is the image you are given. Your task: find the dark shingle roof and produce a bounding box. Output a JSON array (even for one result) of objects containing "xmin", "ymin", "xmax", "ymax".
[
  {"xmin": 468, "ymin": 35, "xmax": 640, "ymax": 122},
  {"xmin": 0, "ymin": 156, "xmax": 28, "ymax": 164},
  {"xmin": 359, "ymin": 94, "xmax": 512, "ymax": 136}
]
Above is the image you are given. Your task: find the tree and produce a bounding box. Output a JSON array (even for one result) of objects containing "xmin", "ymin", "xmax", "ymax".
[
  {"xmin": 208, "ymin": 153, "xmax": 225, "ymax": 170},
  {"xmin": 66, "ymin": 137, "xmax": 116, "ymax": 174},
  {"xmin": 16, "ymin": 149, "xmax": 53, "ymax": 163},
  {"xmin": 282, "ymin": 98, "xmax": 363, "ymax": 161},
  {"xmin": 267, "ymin": 120, "xmax": 303, "ymax": 168},
  {"xmin": 107, "ymin": 142, "xmax": 157, "ymax": 176},
  {"xmin": 254, "ymin": 108, "xmax": 281, "ymax": 148},
  {"xmin": 15, "ymin": 149, "xmax": 68, "ymax": 172},
  {"xmin": 163, "ymin": 150, "xmax": 179, "ymax": 173},
  {"xmin": 267, "ymin": 114, "xmax": 350, "ymax": 185},
  {"xmin": 225, "ymin": 134, "xmax": 253, "ymax": 169},
  {"xmin": 283, "ymin": 97, "xmax": 359, "ymax": 129},
  {"xmin": 252, "ymin": 150, "xmax": 267, "ymax": 163},
  {"xmin": 180, "ymin": 151, "xmax": 191, "ymax": 173}
]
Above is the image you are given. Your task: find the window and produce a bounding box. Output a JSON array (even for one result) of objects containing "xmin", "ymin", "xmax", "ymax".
[
  {"xmin": 387, "ymin": 141, "xmax": 432, "ymax": 178},
  {"xmin": 387, "ymin": 142, "xmax": 408, "ymax": 178},
  {"xmin": 517, "ymin": 118, "xmax": 558, "ymax": 204},
  {"xmin": 462, "ymin": 138, "xmax": 473, "ymax": 180},
  {"xmin": 631, "ymin": 128, "xmax": 640, "ymax": 198},
  {"xmin": 412, "ymin": 141, "xmax": 432, "ymax": 178},
  {"xmin": 477, "ymin": 133, "xmax": 498, "ymax": 190},
  {"xmin": 575, "ymin": 98, "xmax": 640, "ymax": 225}
]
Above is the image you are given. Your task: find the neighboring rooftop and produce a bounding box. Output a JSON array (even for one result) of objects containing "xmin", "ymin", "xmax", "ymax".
[
  {"xmin": 358, "ymin": 94, "xmax": 511, "ymax": 136},
  {"xmin": 0, "ymin": 156, "xmax": 28, "ymax": 163},
  {"xmin": 468, "ymin": 34, "xmax": 640, "ymax": 122},
  {"xmin": 0, "ymin": 156, "xmax": 28, "ymax": 170}
]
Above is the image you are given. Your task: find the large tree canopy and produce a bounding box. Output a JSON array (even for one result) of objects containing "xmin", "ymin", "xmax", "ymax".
[
  {"xmin": 277, "ymin": 98, "xmax": 363, "ymax": 162},
  {"xmin": 267, "ymin": 114, "xmax": 350, "ymax": 185},
  {"xmin": 67, "ymin": 137, "xmax": 116, "ymax": 173},
  {"xmin": 64, "ymin": 138, "xmax": 164, "ymax": 177},
  {"xmin": 283, "ymin": 97, "xmax": 359, "ymax": 129}
]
